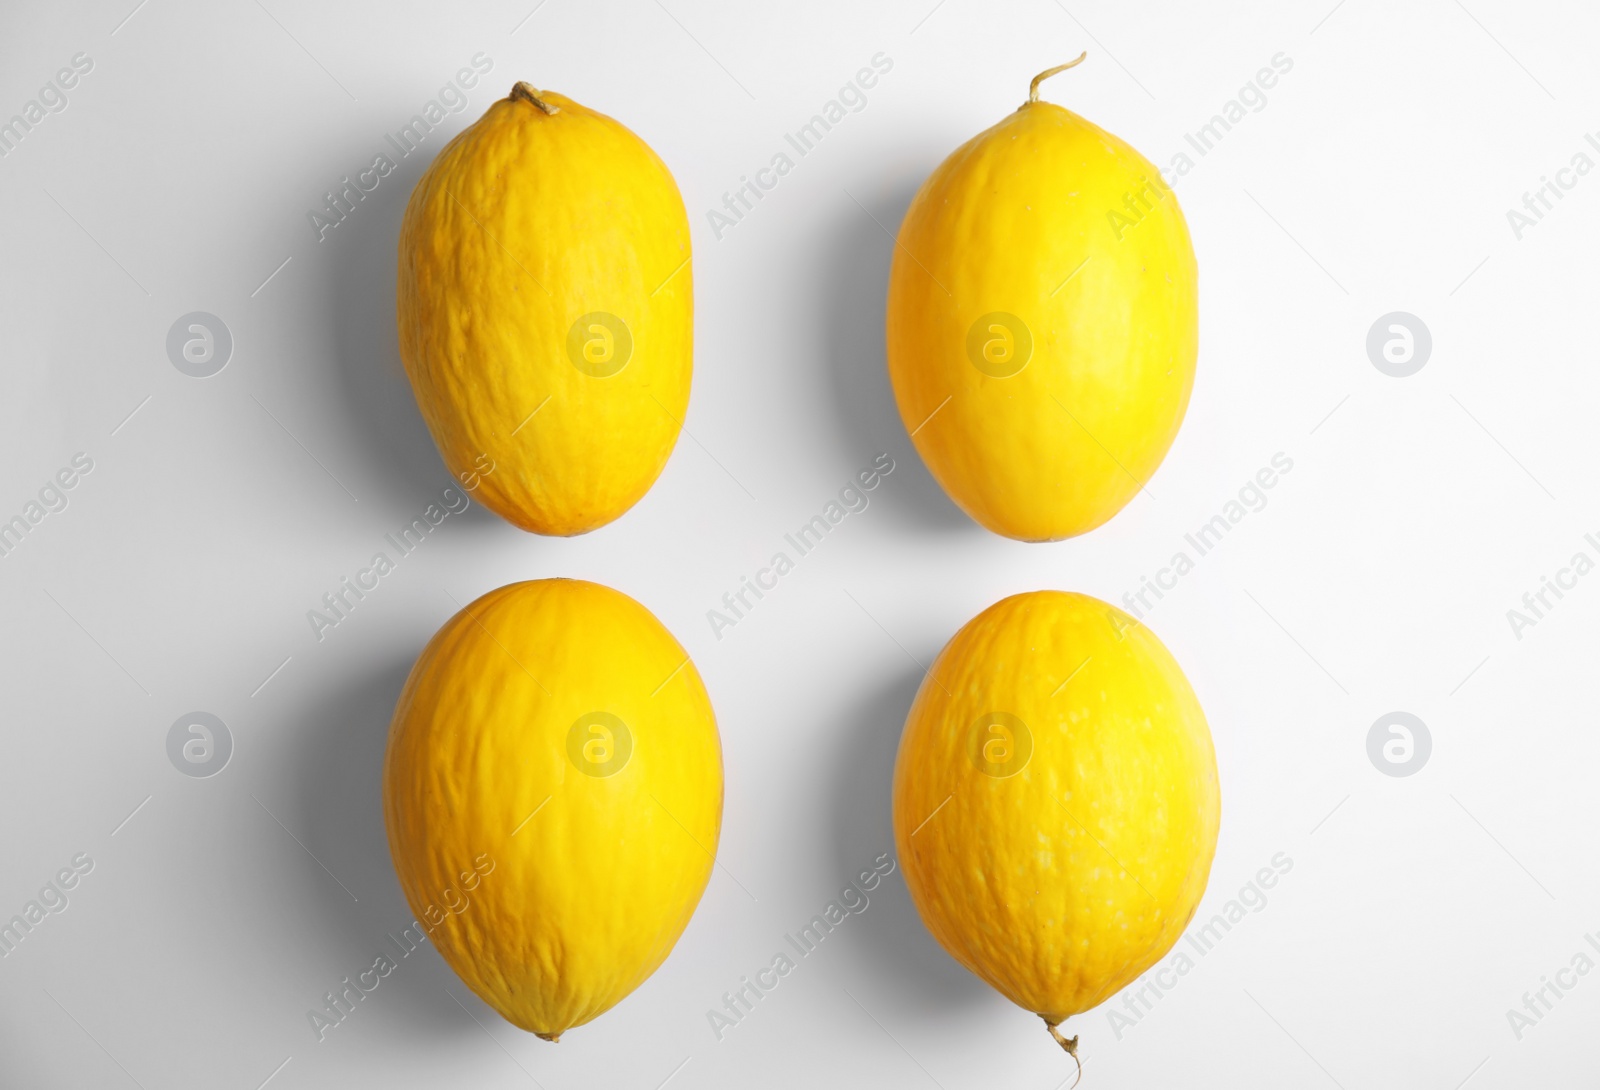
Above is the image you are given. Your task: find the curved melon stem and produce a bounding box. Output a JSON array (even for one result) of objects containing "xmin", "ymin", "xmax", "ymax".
[
  {"xmin": 1043, "ymin": 1019, "xmax": 1082, "ymax": 1086},
  {"xmin": 535, "ymin": 1031, "xmax": 562, "ymax": 1043},
  {"xmin": 1027, "ymin": 53, "xmax": 1089, "ymax": 104}
]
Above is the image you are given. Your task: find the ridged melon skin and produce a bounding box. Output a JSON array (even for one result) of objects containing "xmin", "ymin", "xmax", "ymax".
[
  {"xmin": 888, "ymin": 99, "xmax": 1198, "ymax": 541},
  {"xmin": 383, "ymin": 579, "xmax": 723, "ymax": 1037},
  {"xmin": 398, "ymin": 87, "xmax": 692, "ymax": 535},
  {"xmin": 892, "ymin": 591, "xmax": 1218, "ymax": 1028}
]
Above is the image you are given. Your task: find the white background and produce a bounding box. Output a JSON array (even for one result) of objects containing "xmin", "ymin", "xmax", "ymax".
[{"xmin": 2, "ymin": 1, "xmax": 1597, "ymax": 1087}]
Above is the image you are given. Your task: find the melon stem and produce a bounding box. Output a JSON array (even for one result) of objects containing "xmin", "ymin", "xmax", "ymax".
[
  {"xmin": 1028, "ymin": 53, "xmax": 1089, "ymax": 104},
  {"xmin": 1043, "ymin": 1018, "xmax": 1082, "ymax": 1087},
  {"xmin": 510, "ymin": 81, "xmax": 560, "ymax": 114}
]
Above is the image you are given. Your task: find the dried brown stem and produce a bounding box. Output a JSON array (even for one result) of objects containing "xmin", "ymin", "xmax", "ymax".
[
  {"xmin": 510, "ymin": 81, "xmax": 559, "ymax": 114},
  {"xmin": 1044, "ymin": 1018, "xmax": 1082, "ymax": 1087}
]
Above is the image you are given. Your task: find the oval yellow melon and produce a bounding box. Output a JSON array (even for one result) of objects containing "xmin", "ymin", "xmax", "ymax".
[
  {"xmin": 887, "ymin": 58, "xmax": 1198, "ymax": 541},
  {"xmin": 383, "ymin": 578, "xmax": 722, "ymax": 1038},
  {"xmin": 397, "ymin": 83, "xmax": 692, "ymax": 535},
  {"xmin": 891, "ymin": 590, "xmax": 1219, "ymax": 1058}
]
